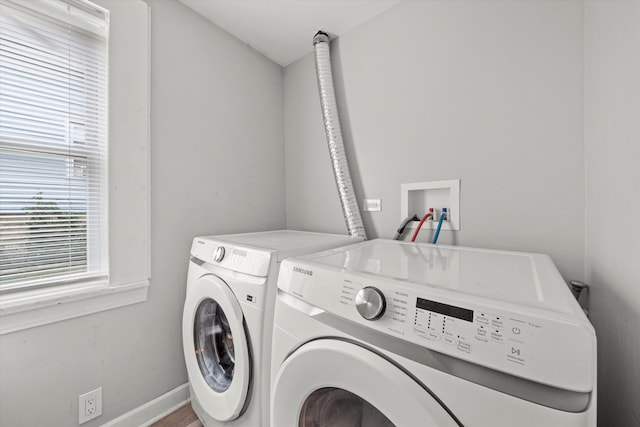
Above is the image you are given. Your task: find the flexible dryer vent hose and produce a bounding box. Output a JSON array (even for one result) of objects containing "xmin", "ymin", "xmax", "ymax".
[{"xmin": 313, "ymin": 31, "xmax": 367, "ymax": 239}]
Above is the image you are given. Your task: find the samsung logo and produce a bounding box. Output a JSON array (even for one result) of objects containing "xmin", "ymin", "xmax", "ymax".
[{"xmin": 293, "ymin": 266, "xmax": 313, "ymax": 276}]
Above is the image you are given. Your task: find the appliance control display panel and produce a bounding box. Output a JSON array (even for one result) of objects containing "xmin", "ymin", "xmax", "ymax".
[
  {"xmin": 279, "ymin": 261, "xmax": 594, "ymax": 391},
  {"xmin": 191, "ymin": 238, "xmax": 272, "ymax": 277},
  {"xmin": 414, "ymin": 298, "xmax": 474, "ymax": 354},
  {"xmin": 382, "ymin": 288, "xmax": 540, "ymax": 367},
  {"xmin": 337, "ymin": 278, "xmax": 539, "ymax": 367},
  {"xmin": 410, "ymin": 296, "xmax": 531, "ymax": 366}
]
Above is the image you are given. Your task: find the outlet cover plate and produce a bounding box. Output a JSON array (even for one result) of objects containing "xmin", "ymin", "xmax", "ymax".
[
  {"xmin": 79, "ymin": 387, "xmax": 102, "ymax": 424},
  {"xmin": 363, "ymin": 198, "xmax": 382, "ymax": 212}
]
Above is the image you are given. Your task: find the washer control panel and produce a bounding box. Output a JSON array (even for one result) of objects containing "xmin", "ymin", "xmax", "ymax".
[
  {"xmin": 338, "ymin": 279, "xmax": 542, "ymax": 368},
  {"xmin": 191, "ymin": 237, "xmax": 272, "ymax": 277},
  {"xmin": 278, "ymin": 260, "xmax": 594, "ymax": 392},
  {"xmin": 347, "ymin": 281, "xmax": 584, "ymax": 388},
  {"xmin": 409, "ymin": 297, "xmax": 534, "ymax": 367},
  {"xmin": 413, "ymin": 298, "xmax": 475, "ymax": 354}
]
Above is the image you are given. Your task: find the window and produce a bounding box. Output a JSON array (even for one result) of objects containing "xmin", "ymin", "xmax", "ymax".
[
  {"xmin": 0, "ymin": 0, "xmax": 149, "ymax": 335},
  {"xmin": 0, "ymin": 0, "xmax": 109, "ymax": 291}
]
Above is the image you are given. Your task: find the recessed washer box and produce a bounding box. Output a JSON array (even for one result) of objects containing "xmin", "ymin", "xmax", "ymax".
[{"xmin": 401, "ymin": 179, "xmax": 460, "ymax": 231}]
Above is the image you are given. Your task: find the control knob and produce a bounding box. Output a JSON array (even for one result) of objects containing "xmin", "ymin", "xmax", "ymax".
[
  {"xmin": 355, "ymin": 287, "xmax": 386, "ymax": 320},
  {"xmin": 213, "ymin": 246, "xmax": 225, "ymax": 262}
]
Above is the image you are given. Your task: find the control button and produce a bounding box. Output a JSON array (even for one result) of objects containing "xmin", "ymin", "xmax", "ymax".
[
  {"xmin": 213, "ymin": 246, "xmax": 225, "ymax": 262},
  {"xmin": 443, "ymin": 336, "xmax": 456, "ymax": 346},
  {"xmin": 475, "ymin": 313, "xmax": 490, "ymax": 325},
  {"xmin": 506, "ymin": 343, "xmax": 528, "ymax": 365},
  {"xmin": 427, "ymin": 332, "xmax": 440, "ymax": 341},
  {"xmin": 355, "ymin": 287, "xmax": 386, "ymax": 320},
  {"xmin": 491, "ymin": 316, "xmax": 504, "ymax": 329},
  {"xmin": 475, "ymin": 326, "xmax": 488, "ymax": 342},
  {"xmin": 508, "ymin": 320, "xmax": 529, "ymax": 340},
  {"xmin": 456, "ymin": 341, "xmax": 472, "ymax": 354}
]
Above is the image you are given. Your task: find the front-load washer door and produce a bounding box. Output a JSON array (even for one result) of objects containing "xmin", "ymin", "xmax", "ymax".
[
  {"xmin": 272, "ymin": 339, "xmax": 461, "ymax": 426},
  {"xmin": 183, "ymin": 274, "xmax": 250, "ymax": 422}
]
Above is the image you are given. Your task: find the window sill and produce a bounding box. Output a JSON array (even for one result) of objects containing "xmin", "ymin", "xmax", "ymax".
[{"xmin": 0, "ymin": 279, "xmax": 149, "ymax": 335}]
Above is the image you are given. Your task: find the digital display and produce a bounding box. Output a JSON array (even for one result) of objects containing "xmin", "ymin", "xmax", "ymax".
[{"xmin": 416, "ymin": 298, "xmax": 474, "ymax": 322}]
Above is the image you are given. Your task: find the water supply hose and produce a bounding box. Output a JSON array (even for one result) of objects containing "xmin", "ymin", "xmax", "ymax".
[{"xmin": 313, "ymin": 31, "xmax": 367, "ymax": 239}]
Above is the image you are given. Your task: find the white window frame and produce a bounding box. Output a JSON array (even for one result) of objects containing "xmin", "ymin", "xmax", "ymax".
[
  {"xmin": 0, "ymin": 0, "xmax": 109, "ymax": 291},
  {"xmin": 0, "ymin": 0, "xmax": 150, "ymax": 335}
]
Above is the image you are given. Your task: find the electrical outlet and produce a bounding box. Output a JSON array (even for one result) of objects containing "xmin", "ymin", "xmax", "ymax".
[
  {"xmin": 363, "ymin": 198, "xmax": 382, "ymax": 212},
  {"xmin": 79, "ymin": 387, "xmax": 102, "ymax": 424}
]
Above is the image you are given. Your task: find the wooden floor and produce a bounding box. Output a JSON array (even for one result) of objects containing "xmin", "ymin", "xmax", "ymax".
[{"xmin": 150, "ymin": 403, "xmax": 203, "ymax": 427}]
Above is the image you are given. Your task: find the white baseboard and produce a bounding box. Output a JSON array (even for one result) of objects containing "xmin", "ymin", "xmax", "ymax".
[{"xmin": 102, "ymin": 383, "xmax": 190, "ymax": 427}]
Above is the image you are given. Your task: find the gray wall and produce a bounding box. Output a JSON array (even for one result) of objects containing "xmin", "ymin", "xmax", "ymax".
[
  {"xmin": 0, "ymin": 0, "xmax": 284, "ymax": 425},
  {"xmin": 285, "ymin": 0, "xmax": 585, "ymax": 281},
  {"xmin": 585, "ymin": 2, "xmax": 640, "ymax": 426}
]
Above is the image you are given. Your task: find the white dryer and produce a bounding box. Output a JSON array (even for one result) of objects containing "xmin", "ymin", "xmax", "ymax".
[
  {"xmin": 271, "ymin": 239, "xmax": 597, "ymax": 426},
  {"xmin": 183, "ymin": 230, "xmax": 360, "ymax": 426}
]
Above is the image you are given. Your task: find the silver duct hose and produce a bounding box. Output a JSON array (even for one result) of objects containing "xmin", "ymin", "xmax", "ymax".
[{"xmin": 313, "ymin": 31, "xmax": 367, "ymax": 239}]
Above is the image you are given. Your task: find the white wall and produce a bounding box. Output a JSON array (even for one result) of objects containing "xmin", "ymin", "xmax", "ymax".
[
  {"xmin": 585, "ymin": 2, "xmax": 640, "ymax": 426},
  {"xmin": 285, "ymin": 0, "xmax": 585, "ymax": 280},
  {"xmin": 0, "ymin": 0, "xmax": 284, "ymax": 425}
]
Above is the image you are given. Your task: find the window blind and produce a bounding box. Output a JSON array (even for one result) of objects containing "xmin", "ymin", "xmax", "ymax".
[{"xmin": 0, "ymin": 0, "xmax": 109, "ymax": 291}]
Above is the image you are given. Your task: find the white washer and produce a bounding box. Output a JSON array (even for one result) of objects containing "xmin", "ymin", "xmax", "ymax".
[
  {"xmin": 271, "ymin": 239, "xmax": 597, "ymax": 426},
  {"xmin": 183, "ymin": 230, "xmax": 361, "ymax": 426}
]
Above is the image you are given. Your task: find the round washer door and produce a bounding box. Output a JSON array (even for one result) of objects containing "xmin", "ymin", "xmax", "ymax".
[
  {"xmin": 183, "ymin": 274, "xmax": 250, "ymax": 421},
  {"xmin": 272, "ymin": 339, "xmax": 460, "ymax": 426}
]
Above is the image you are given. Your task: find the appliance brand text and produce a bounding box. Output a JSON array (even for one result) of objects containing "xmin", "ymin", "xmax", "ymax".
[{"xmin": 293, "ymin": 267, "xmax": 313, "ymax": 276}]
